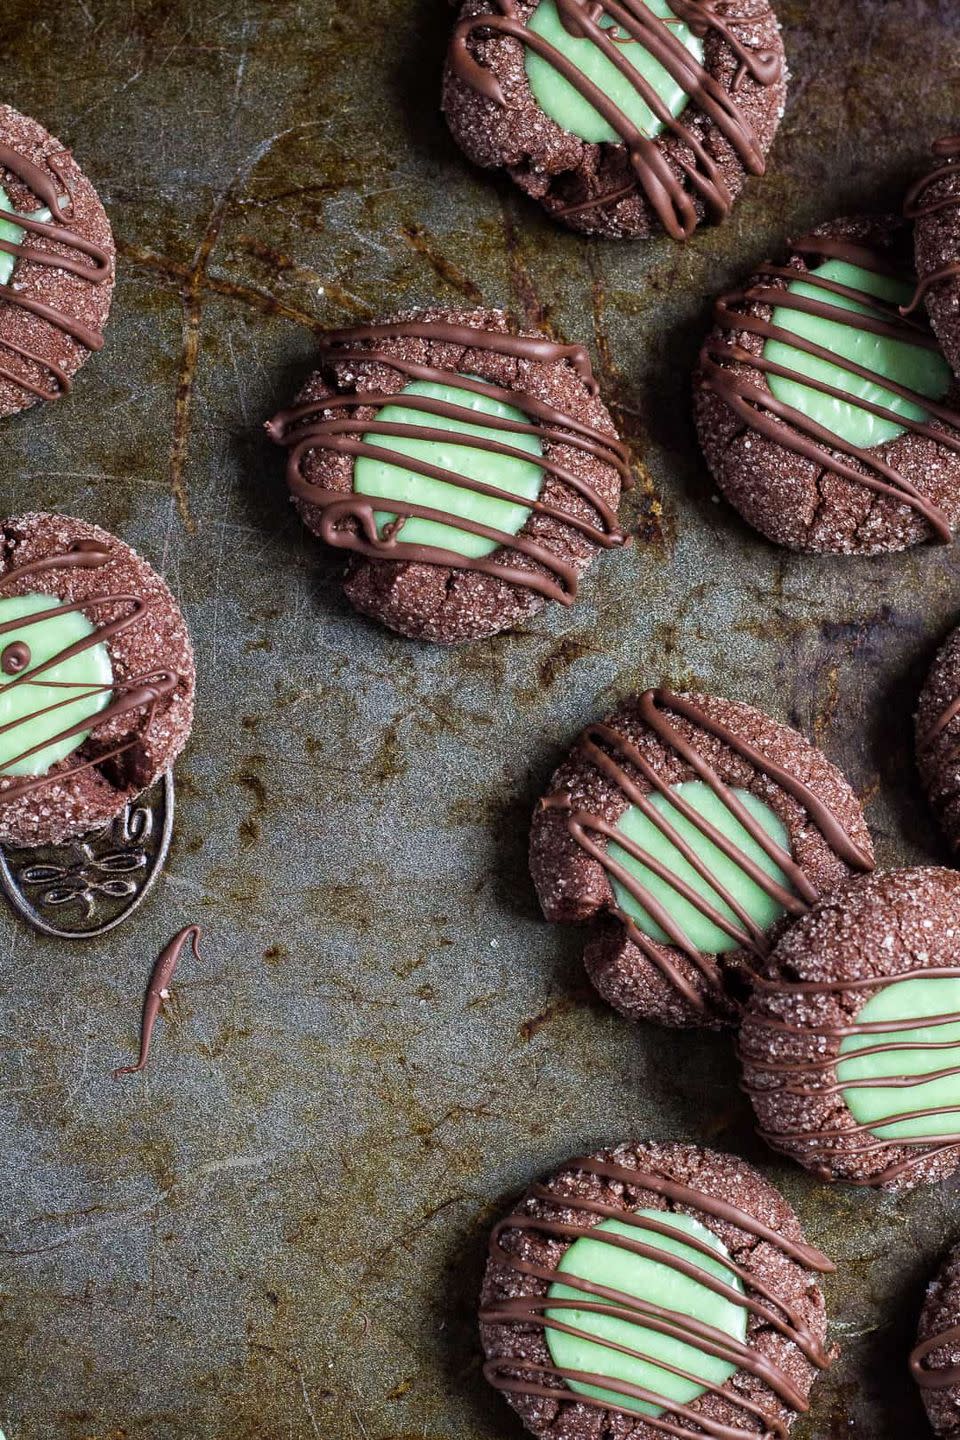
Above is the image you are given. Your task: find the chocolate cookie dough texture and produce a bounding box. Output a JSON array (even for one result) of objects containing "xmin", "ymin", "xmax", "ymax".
[
  {"xmin": 917, "ymin": 624, "xmax": 960, "ymax": 859},
  {"xmin": 479, "ymin": 1142, "xmax": 832, "ymax": 1440},
  {"xmin": 907, "ymin": 137, "xmax": 960, "ymax": 381},
  {"xmin": 911, "ymin": 1243, "xmax": 960, "ymax": 1436},
  {"xmin": 0, "ymin": 105, "xmax": 114, "ymax": 417},
  {"xmin": 694, "ymin": 215, "xmax": 960, "ymax": 553},
  {"xmin": 0, "ymin": 514, "xmax": 195, "ymax": 848},
  {"xmin": 267, "ymin": 308, "xmax": 631, "ymax": 644},
  {"xmin": 443, "ymin": 0, "xmax": 787, "ymax": 240},
  {"xmin": 739, "ymin": 868, "xmax": 960, "ymax": 1192},
  {"xmin": 530, "ymin": 687, "xmax": 874, "ymax": 1029}
]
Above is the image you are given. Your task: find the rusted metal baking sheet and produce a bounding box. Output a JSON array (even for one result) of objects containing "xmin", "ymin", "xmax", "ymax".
[{"xmin": 0, "ymin": 0, "xmax": 958, "ymax": 1436}]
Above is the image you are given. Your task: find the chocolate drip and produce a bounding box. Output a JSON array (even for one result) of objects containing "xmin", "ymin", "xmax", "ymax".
[
  {"xmin": 546, "ymin": 688, "xmax": 873, "ymax": 1012},
  {"xmin": 448, "ymin": 0, "xmax": 782, "ymax": 240},
  {"xmin": 0, "ymin": 142, "xmax": 112, "ymax": 403},
  {"xmin": 113, "ymin": 925, "xmax": 202, "ymax": 1078},
  {"xmin": 481, "ymin": 1153, "xmax": 832, "ymax": 1436},
  {"xmin": 268, "ymin": 318, "xmax": 632, "ymax": 605},
  {"xmin": 0, "ymin": 542, "xmax": 182, "ymax": 804},
  {"xmin": 910, "ymin": 1323, "xmax": 960, "ymax": 1390},
  {"xmin": 742, "ymin": 967, "xmax": 960, "ymax": 1187},
  {"xmin": 700, "ymin": 233, "xmax": 960, "ymax": 543}
]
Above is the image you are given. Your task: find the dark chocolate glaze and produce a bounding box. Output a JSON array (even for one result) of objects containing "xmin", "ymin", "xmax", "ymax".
[
  {"xmin": 481, "ymin": 1153, "xmax": 833, "ymax": 1436},
  {"xmin": 547, "ymin": 689, "xmax": 874, "ymax": 1012},
  {"xmin": 0, "ymin": 542, "xmax": 182, "ymax": 801},
  {"xmin": 113, "ymin": 925, "xmax": 202, "ymax": 1078},
  {"xmin": 449, "ymin": 0, "xmax": 781, "ymax": 241},
  {"xmin": 742, "ymin": 967, "xmax": 960, "ymax": 1188},
  {"xmin": 0, "ymin": 142, "xmax": 112, "ymax": 403},
  {"xmin": 699, "ymin": 233, "xmax": 960, "ymax": 543},
  {"xmin": 268, "ymin": 317, "xmax": 632, "ymax": 605},
  {"xmin": 911, "ymin": 1323, "xmax": 960, "ymax": 1390}
]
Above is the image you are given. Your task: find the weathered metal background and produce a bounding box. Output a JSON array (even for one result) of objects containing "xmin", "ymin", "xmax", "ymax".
[{"xmin": 0, "ymin": 1, "xmax": 958, "ymax": 1436}]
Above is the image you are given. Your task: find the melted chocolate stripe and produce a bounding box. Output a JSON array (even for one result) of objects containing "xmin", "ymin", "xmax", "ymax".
[
  {"xmin": 0, "ymin": 543, "xmax": 182, "ymax": 803},
  {"xmin": 275, "ymin": 355, "xmax": 633, "ymax": 479},
  {"xmin": 320, "ymin": 319, "xmax": 600, "ymax": 393},
  {"xmin": 287, "ymin": 414, "xmax": 623, "ymax": 537},
  {"xmin": 549, "ymin": 689, "xmax": 872, "ymax": 1009},
  {"xmin": 0, "ymin": 140, "xmax": 112, "ymax": 401},
  {"xmin": 269, "ymin": 319, "xmax": 631, "ymax": 603},
  {"xmin": 907, "ymin": 137, "xmax": 960, "ymax": 196},
  {"xmin": 483, "ymin": 1358, "xmax": 776, "ymax": 1440},
  {"xmin": 922, "ymin": 689, "xmax": 960, "ymax": 749},
  {"xmin": 481, "ymin": 1153, "xmax": 830, "ymax": 1435},
  {"xmin": 715, "ymin": 343, "xmax": 960, "ymax": 458},
  {"xmin": 449, "ymin": 0, "xmax": 781, "ymax": 240},
  {"xmin": 911, "ymin": 1322, "xmax": 960, "ymax": 1390},
  {"xmin": 487, "ymin": 1302, "xmax": 785, "ymax": 1429},
  {"xmin": 742, "ymin": 966, "xmax": 960, "ymax": 1185}
]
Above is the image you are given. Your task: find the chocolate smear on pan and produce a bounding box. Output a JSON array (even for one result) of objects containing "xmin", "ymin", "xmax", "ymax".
[{"xmin": 113, "ymin": 925, "xmax": 202, "ymax": 1078}]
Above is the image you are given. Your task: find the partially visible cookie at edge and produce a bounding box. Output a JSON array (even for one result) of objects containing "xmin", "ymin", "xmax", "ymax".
[
  {"xmin": 917, "ymin": 623, "xmax": 960, "ymax": 858},
  {"xmin": 694, "ymin": 214, "xmax": 960, "ymax": 553},
  {"xmin": 442, "ymin": 0, "xmax": 788, "ymax": 240},
  {"xmin": 0, "ymin": 513, "xmax": 195, "ymax": 848},
  {"xmin": 911, "ymin": 1241, "xmax": 960, "ymax": 1436},
  {"xmin": 0, "ymin": 104, "xmax": 114, "ymax": 418},
  {"xmin": 908, "ymin": 136, "xmax": 960, "ymax": 381}
]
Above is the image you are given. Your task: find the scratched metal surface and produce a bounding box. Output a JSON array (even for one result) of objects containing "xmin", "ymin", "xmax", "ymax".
[{"xmin": 0, "ymin": 1, "xmax": 958, "ymax": 1437}]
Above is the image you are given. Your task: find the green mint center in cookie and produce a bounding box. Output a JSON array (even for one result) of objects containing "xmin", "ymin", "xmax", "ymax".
[
  {"xmin": 546, "ymin": 1210, "xmax": 747, "ymax": 1416},
  {"xmin": 525, "ymin": 0, "xmax": 703, "ymax": 146},
  {"xmin": 354, "ymin": 375, "xmax": 544, "ymax": 560},
  {"xmin": 0, "ymin": 594, "xmax": 113, "ymax": 777},
  {"xmin": 0, "ymin": 184, "xmax": 58, "ymax": 288},
  {"xmin": 838, "ymin": 975, "xmax": 960, "ymax": 1141},
  {"xmin": 607, "ymin": 780, "xmax": 792, "ymax": 953},
  {"xmin": 764, "ymin": 260, "xmax": 952, "ymax": 450},
  {"xmin": 0, "ymin": 185, "xmax": 23, "ymax": 288}
]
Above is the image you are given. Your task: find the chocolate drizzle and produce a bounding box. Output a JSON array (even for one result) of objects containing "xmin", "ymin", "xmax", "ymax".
[
  {"xmin": 448, "ymin": 0, "xmax": 782, "ymax": 240},
  {"xmin": 481, "ymin": 1152, "xmax": 832, "ymax": 1436},
  {"xmin": 920, "ymin": 686, "xmax": 960, "ymax": 757},
  {"xmin": 113, "ymin": 925, "xmax": 202, "ymax": 1078},
  {"xmin": 741, "ymin": 967, "xmax": 960, "ymax": 1188},
  {"xmin": 701, "ymin": 231, "xmax": 960, "ymax": 543},
  {"xmin": 910, "ymin": 1322, "xmax": 960, "ymax": 1391},
  {"xmin": 545, "ymin": 689, "xmax": 873, "ymax": 1012},
  {"xmin": 0, "ymin": 540, "xmax": 180, "ymax": 803},
  {"xmin": 267, "ymin": 318, "xmax": 632, "ymax": 605},
  {"xmin": 0, "ymin": 142, "xmax": 112, "ymax": 403}
]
